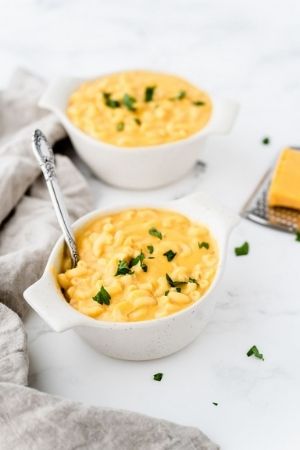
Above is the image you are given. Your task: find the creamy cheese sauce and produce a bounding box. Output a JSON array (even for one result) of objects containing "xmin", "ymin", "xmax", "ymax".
[{"xmin": 57, "ymin": 208, "xmax": 218, "ymax": 322}]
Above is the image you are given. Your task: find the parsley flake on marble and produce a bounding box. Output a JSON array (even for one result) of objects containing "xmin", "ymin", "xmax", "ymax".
[
  {"xmin": 153, "ymin": 372, "xmax": 163, "ymax": 381},
  {"xmin": 262, "ymin": 136, "xmax": 270, "ymax": 145},
  {"xmin": 234, "ymin": 242, "xmax": 249, "ymax": 256},
  {"xmin": 247, "ymin": 345, "xmax": 264, "ymax": 361}
]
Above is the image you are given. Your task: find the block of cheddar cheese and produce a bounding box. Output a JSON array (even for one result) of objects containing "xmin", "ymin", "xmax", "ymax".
[{"xmin": 268, "ymin": 147, "xmax": 300, "ymax": 210}]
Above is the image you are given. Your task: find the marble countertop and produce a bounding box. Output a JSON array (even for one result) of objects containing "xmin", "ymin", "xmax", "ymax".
[{"xmin": 2, "ymin": 0, "xmax": 300, "ymax": 448}]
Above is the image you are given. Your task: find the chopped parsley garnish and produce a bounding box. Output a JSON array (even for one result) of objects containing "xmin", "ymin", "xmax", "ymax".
[
  {"xmin": 176, "ymin": 287, "xmax": 181, "ymax": 293},
  {"xmin": 262, "ymin": 137, "xmax": 270, "ymax": 145},
  {"xmin": 295, "ymin": 231, "xmax": 300, "ymax": 241},
  {"xmin": 92, "ymin": 286, "xmax": 111, "ymax": 305},
  {"xmin": 174, "ymin": 90, "xmax": 186, "ymax": 100},
  {"xmin": 212, "ymin": 402, "xmax": 218, "ymax": 406},
  {"xmin": 147, "ymin": 245, "xmax": 154, "ymax": 254},
  {"xmin": 153, "ymin": 372, "xmax": 163, "ymax": 381},
  {"xmin": 149, "ymin": 228, "xmax": 162, "ymax": 240},
  {"xmin": 235, "ymin": 241, "xmax": 249, "ymax": 256},
  {"xmin": 115, "ymin": 259, "xmax": 134, "ymax": 276},
  {"xmin": 116, "ymin": 121, "xmax": 124, "ymax": 132},
  {"xmin": 123, "ymin": 93, "xmax": 137, "ymax": 111},
  {"xmin": 163, "ymin": 250, "xmax": 176, "ymax": 261},
  {"xmin": 198, "ymin": 241, "xmax": 209, "ymax": 249},
  {"xmin": 129, "ymin": 252, "xmax": 147, "ymax": 272},
  {"xmin": 193, "ymin": 100, "xmax": 206, "ymax": 106},
  {"xmin": 103, "ymin": 92, "xmax": 120, "ymax": 108},
  {"xmin": 144, "ymin": 86, "xmax": 156, "ymax": 102},
  {"xmin": 166, "ymin": 273, "xmax": 187, "ymax": 288},
  {"xmin": 247, "ymin": 345, "xmax": 264, "ymax": 361},
  {"xmin": 188, "ymin": 277, "xmax": 198, "ymax": 285},
  {"xmin": 164, "ymin": 290, "xmax": 169, "ymax": 296},
  {"xmin": 134, "ymin": 117, "xmax": 141, "ymax": 126}
]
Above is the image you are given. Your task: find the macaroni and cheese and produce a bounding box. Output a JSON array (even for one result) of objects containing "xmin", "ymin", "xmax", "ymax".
[
  {"xmin": 67, "ymin": 71, "xmax": 212, "ymax": 147},
  {"xmin": 57, "ymin": 209, "xmax": 218, "ymax": 322}
]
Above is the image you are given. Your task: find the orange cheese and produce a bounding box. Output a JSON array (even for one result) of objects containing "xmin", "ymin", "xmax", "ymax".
[{"xmin": 268, "ymin": 148, "xmax": 300, "ymax": 209}]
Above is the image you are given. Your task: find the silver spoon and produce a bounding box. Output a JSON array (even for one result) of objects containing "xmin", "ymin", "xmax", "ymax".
[{"xmin": 32, "ymin": 129, "xmax": 79, "ymax": 268}]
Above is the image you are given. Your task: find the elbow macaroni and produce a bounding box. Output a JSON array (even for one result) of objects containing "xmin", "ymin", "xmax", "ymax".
[
  {"xmin": 67, "ymin": 71, "xmax": 212, "ymax": 147},
  {"xmin": 58, "ymin": 208, "xmax": 218, "ymax": 322}
]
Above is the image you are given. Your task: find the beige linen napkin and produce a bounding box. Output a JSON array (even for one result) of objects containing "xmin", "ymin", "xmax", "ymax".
[{"xmin": 0, "ymin": 70, "xmax": 219, "ymax": 450}]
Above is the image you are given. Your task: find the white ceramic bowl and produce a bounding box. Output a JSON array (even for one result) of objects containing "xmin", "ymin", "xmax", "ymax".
[
  {"xmin": 39, "ymin": 74, "xmax": 239, "ymax": 189},
  {"xmin": 24, "ymin": 192, "xmax": 238, "ymax": 361}
]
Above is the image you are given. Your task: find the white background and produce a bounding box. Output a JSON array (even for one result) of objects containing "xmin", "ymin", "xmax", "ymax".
[{"xmin": 1, "ymin": 1, "xmax": 300, "ymax": 449}]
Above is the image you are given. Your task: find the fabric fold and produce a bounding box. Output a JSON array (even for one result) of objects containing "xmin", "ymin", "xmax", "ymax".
[{"xmin": 0, "ymin": 69, "xmax": 92, "ymax": 318}]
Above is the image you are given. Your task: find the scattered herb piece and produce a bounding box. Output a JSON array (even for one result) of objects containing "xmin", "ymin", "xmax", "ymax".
[
  {"xmin": 153, "ymin": 373, "xmax": 163, "ymax": 381},
  {"xmin": 174, "ymin": 90, "xmax": 186, "ymax": 100},
  {"xmin": 295, "ymin": 231, "xmax": 300, "ymax": 242},
  {"xmin": 134, "ymin": 117, "xmax": 141, "ymax": 126},
  {"xmin": 129, "ymin": 252, "xmax": 147, "ymax": 272},
  {"xmin": 212, "ymin": 402, "xmax": 218, "ymax": 406},
  {"xmin": 123, "ymin": 93, "xmax": 137, "ymax": 111},
  {"xmin": 166, "ymin": 273, "xmax": 187, "ymax": 288},
  {"xmin": 235, "ymin": 241, "xmax": 249, "ymax": 256},
  {"xmin": 176, "ymin": 287, "xmax": 181, "ymax": 293},
  {"xmin": 144, "ymin": 85, "xmax": 156, "ymax": 102},
  {"xmin": 163, "ymin": 250, "xmax": 177, "ymax": 262},
  {"xmin": 115, "ymin": 259, "xmax": 134, "ymax": 276},
  {"xmin": 147, "ymin": 245, "xmax": 154, "ymax": 254},
  {"xmin": 92, "ymin": 286, "xmax": 111, "ymax": 305},
  {"xmin": 165, "ymin": 290, "xmax": 169, "ymax": 296},
  {"xmin": 103, "ymin": 92, "xmax": 120, "ymax": 108},
  {"xmin": 198, "ymin": 241, "xmax": 209, "ymax": 249},
  {"xmin": 116, "ymin": 121, "xmax": 124, "ymax": 132},
  {"xmin": 247, "ymin": 345, "xmax": 264, "ymax": 361},
  {"xmin": 193, "ymin": 100, "xmax": 206, "ymax": 106},
  {"xmin": 262, "ymin": 137, "xmax": 270, "ymax": 145},
  {"xmin": 188, "ymin": 277, "xmax": 198, "ymax": 285},
  {"xmin": 148, "ymin": 256, "xmax": 155, "ymax": 259},
  {"xmin": 149, "ymin": 228, "xmax": 162, "ymax": 240}
]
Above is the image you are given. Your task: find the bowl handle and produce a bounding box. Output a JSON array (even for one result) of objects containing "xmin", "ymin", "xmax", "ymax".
[
  {"xmin": 39, "ymin": 77, "xmax": 84, "ymax": 113},
  {"xmin": 170, "ymin": 191, "xmax": 240, "ymax": 234},
  {"xmin": 206, "ymin": 98, "xmax": 239, "ymax": 135},
  {"xmin": 23, "ymin": 274, "xmax": 90, "ymax": 332}
]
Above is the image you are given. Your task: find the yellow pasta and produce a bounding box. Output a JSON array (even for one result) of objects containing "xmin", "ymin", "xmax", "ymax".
[
  {"xmin": 58, "ymin": 208, "xmax": 218, "ymax": 322},
  {"xmin": 67, "ymin": 71, "xmax": 212, "ymax": 147}
]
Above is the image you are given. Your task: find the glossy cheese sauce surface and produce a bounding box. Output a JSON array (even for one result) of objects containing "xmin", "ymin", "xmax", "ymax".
[
  {"xmin": 57, "ymin": 209, "xmax": 218, "ymax": 322},
  {"xmin": 67, "ymin": 71, "xmax": 212, "ymax": 147}
]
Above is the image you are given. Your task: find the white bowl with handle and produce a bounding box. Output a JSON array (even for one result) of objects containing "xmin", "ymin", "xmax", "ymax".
[
  {"xmin": 24, "ymin": 191, "xmax": 239, "ymax": 361},
  {"xmin": 39, "ymin": 74, "xmax": 239, "ymax": 189}
]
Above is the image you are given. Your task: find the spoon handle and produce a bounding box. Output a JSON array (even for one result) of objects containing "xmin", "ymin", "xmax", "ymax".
[{"xmin": 32, "ymin": 129, "xmax": 79, "ymax": 268}]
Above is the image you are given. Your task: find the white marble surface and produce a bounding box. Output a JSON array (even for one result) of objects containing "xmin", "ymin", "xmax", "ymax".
[{"xmin": 2, "ymin": 0, "xmax": 300, "ymax": 448}]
